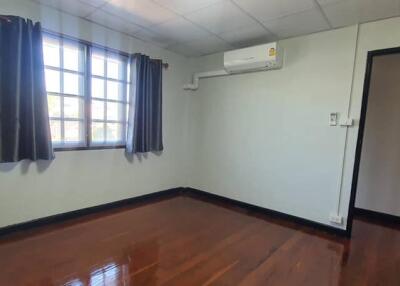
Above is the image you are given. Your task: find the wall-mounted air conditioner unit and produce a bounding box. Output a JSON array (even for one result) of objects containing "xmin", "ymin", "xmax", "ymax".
[
  {"xmin": 184, "ymin": 42, "xmax": 283, "ymax": 90},
  {"xmin": 224, "ymin": 42, "xmax": 283, "ymax": 73}
]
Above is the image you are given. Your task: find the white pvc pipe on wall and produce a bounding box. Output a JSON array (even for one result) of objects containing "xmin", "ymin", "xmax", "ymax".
[{"xmin": 183, "ymin": 70, "xmax": 229, "ymax": 90}]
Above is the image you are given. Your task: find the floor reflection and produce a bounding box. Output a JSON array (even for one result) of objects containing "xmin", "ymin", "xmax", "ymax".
[
  {"xmin": 89, "ymin": 263, "xmax": 123, "ymax": 286},
  {"xmin": 64, "ymin": 278, "xmax": 84, "ymax": 286},
  {"xmin": 61, "ymin": 239, "xmax": 160, "ymax": 286}
]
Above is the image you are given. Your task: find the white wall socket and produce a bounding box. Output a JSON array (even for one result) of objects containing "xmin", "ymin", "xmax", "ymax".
[{"xmin": 329, "ymin": 213, "xmax": 343, "ymax": 225}]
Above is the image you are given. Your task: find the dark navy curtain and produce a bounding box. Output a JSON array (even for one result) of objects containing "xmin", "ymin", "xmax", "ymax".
[
  {"xmin": 0, "ymin": 16, "xmax": 54, "ymax": 162},
  {"xmin": 126, "ymin": 54, "xmax": 163, "ymax": 154}
]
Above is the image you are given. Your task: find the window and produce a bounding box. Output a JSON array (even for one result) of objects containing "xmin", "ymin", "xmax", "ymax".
[
  {"xmin": 44, "ymin": 36, "xmax": 86, "ymax": 148},
  {"xmin": 90, "ymin": 51, "xmax": 128, "ymax": 145},
  {"xmin": 43, "ymin": 34, "xmax": 130, "ymax": 150}
]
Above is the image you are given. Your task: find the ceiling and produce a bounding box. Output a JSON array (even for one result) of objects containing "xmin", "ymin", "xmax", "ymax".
[{"xmin": 32, "ymin": 0, "xmax": 400, "ymax": 57}]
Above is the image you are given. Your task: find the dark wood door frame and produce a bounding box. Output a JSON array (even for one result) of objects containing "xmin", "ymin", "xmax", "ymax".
[{"xmin": 346, "ymin": 46, "xmax": 400, "ymax": 237}]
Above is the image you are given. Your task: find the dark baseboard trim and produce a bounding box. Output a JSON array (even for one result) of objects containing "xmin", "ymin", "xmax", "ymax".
[
  {"xmin": 354, "ymin": 208, "xmax": 400, "ymax": 225},
  {"xmin": 183, "ymin": 188, "xmax": 348, "ymax": 237},
  {"xmin": 0, "ymin": 186, "xmax": 348, "ymax": 239},
  {"xmin": 0, "ymin": 187, "xmax": 184, "ymax": 238}
]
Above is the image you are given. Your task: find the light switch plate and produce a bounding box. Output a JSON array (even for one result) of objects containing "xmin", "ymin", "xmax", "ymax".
[{"xmin": 330, "ymin": 112, "xmax": 338, "ymax": 126}]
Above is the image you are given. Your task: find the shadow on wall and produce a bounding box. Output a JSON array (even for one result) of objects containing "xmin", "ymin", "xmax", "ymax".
[
  {"xmin": 124, "ymin": 151, "xmax": 163, "ymax": 163},
  {"xmin": 0, "ymin": 160, "xmax": 52, "ymax": 174}
]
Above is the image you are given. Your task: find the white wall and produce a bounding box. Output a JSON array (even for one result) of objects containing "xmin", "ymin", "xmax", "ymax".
[
  {"xmin": 0, "ymin": 0, "xmax": 192, "ymax": 228},
  {"xmin": 186, "ymin": 27, "xmax": 358, "ymax": 229},
  {"xmin": 186, "ymin": 16, "xmax": 400, "ymax": 229},
  {"xmin": 355, "ymin": 54, "xmax": 400, "ymax": 216}
]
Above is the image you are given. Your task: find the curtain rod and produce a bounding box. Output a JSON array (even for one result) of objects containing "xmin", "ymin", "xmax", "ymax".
[{"xmin": 0, "ymin": 15, "xmax": 12, "ymax": 22}]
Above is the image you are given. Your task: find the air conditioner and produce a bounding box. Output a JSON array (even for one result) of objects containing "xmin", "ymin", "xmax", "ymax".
[
  {"xmin": 224, "ymin": 42, "xmax": 283, "ymax": 73},
  {"xmin": 183, "ymin": 42, "xmax": 283, "ymax": 90}
]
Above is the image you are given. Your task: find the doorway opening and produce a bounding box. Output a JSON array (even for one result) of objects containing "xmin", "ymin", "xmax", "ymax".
[{"xmin": 347, "ymin": 47, "xmax": 400, "ymax": 236}]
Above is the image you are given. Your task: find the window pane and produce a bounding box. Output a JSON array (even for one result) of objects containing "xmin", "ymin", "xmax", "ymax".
[
  {"xmin": 43, "ymin": 37, "xmax": 60, "ymax": 67},
  {"xmin": 107, "ymin": 58, "xmax": 122, "ymax": 80},
  {"xmin": 92, "ymin": 54, "xmax": 104, "ymax": 76},
  {"xmin": 64, "ymin": 120, "xmax": 83, "ymax": 143},
  {"xmin": 91, "ymin": 78, "xmax": 105, "ymax": 99},
  {"xmin": 107, "ymin": 102, "xmax": 123, "ymax": 121},
  {"xmin": 63, "ymin": 72, "xmax": 83, "ymax": 95},
  {"xmin": 63, "ymin": 43, "xmax": 82, "ymax": 72},
  {"xmin": 106, "ymin": 123, "xmax": 123, "ymax": 142},
  {"xmin": 64, "ymin": 97, "xmax": 84, "ymax": 119},
  {"xmin": 50, "ymin": 120, "xmax": 61, "ymax": 142},
  {"xmin": 92, "ymin": 122, "xmax": 105, "ymax": 142},
  {"xmin": 107, "ymin": 81, "xmax": 123, "ymax": 101},
  {"xmin": 92, "ymin": 100, "xmax": 105, "ymax": 120},
  {"xmin": 127, "ymin": 83, "xmax": 131, "ymax": 103},
  {"xmin": 47, "ymin": 95, "xmax": 61, "ymax": 117},
  {"xmin": 45, "ymin": 69, "xmax": 60, "ymax": 93},
  {"xmin": 126, "ymin": 102, "xmax": 130, "ymax": 124}
]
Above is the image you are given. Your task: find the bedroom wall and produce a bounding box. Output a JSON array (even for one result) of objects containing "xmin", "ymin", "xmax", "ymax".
[
  {"xmin": 186, "ymin": 16, "xmax": 400, "ymax": 229},
  {"xmin": 185, "ymin": 26, "xmax": 359, "ymax": 229},
  {"xmin": 0, "ymin": 0, "xmax": 192, "ymax": 227}
]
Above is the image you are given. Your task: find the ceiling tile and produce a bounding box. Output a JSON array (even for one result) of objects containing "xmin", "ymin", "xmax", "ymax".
[
  {"xmin": 183, "ymin": 35, "xmax": 232, "ymax": 55},
  {"xmin": 232, "ymin": 0, "xmax": 315, "ymax": 22},
  {"xmin": 78, "ymin": 0, "xmax": 107, "ymax": 8},
  {"xmin": 149, "ymin": 17, "xmax": 211, "ymax": 43},
  {"xmin": 263, "ymin": 8, "xmax": 330, "ymax": 39},
  {"xmin": 167, "ymin": 43, "xmax": 203, "ymax": 57},
  {"xmin": 34, "ymin": 0, "xmax": 400, "ymax": 57},
  {"xmin": 186, "ymin": 1, "xmax": 258, "ymax": 34},
  {"xmin": 320, "ymin": 0, "xmax": 400, "ymax": 28},
  {"xmin": 132, "ymin": 28, "xmax": 177, "ymax": 47},
  {"xmin": 33, "ymin": 0, "xmax": 98, "ymax": 17},
  {"xmin": 219, "ymin": 24, "xmax": 274, "ymax": 48},
  {"xmin": 153, "ymin": 0, "xmax": 226, "ymax": 14},
  {"xmin": 102, "ymin": 0, "xmax": 178, "ymax": 27},
  {"xmin": 316, "ymin": 0, "xmax": 342, "ymax": 4},
  {"xmin": 86, "ymin": 9, "xmax": 143, "ymax": 35}
]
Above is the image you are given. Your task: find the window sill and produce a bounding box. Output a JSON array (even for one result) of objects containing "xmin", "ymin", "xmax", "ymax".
[{"xmin": 54, "ymin": 145, "xmax": 126, "ymax": 152}]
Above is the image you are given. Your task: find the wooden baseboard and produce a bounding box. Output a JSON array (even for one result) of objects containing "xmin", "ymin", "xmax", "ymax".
[
  {"xmin": 354, "ymin": 208, "xmax": 400, "ymax": 225},
  {"xmin": 0, "ymin": 187, "xmax": 184, "ymax": 237},
  {"xmin": 0, "ymin": 186, "xmax": 348, "ymax": 238},
  {"xmin": 183, "ymin": 188, "xmax": 348, "ymax": 237}
]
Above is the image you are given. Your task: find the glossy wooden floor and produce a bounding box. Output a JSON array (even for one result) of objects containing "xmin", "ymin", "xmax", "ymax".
[{"xmin": 0, "ymin": 194, "xmax": 399, "ymax": 286}]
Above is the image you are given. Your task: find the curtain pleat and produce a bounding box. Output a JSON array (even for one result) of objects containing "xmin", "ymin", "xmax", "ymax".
[
  {"xmin": 126, "ymin": 54, "xmax": 163, "ymax": 154},
  {"xmin": 0, "ymin": 16, "xmax": 54, "ymax": 162}
]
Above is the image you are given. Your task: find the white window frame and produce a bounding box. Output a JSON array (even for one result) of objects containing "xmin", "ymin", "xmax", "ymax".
[{"xmin": 43, "ymin": 32, "xmax": 130, "ymax": 151}]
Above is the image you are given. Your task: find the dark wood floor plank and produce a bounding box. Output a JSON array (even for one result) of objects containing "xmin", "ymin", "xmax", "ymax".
[{"xmin": 0, "ymin": 195, "xmax": 399, "ymax": 286}]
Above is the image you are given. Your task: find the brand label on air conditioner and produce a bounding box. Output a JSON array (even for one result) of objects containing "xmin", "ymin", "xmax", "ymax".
[{"xmin": 269, "ymin": 48, "xmax": 276, "ymax": 57}]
